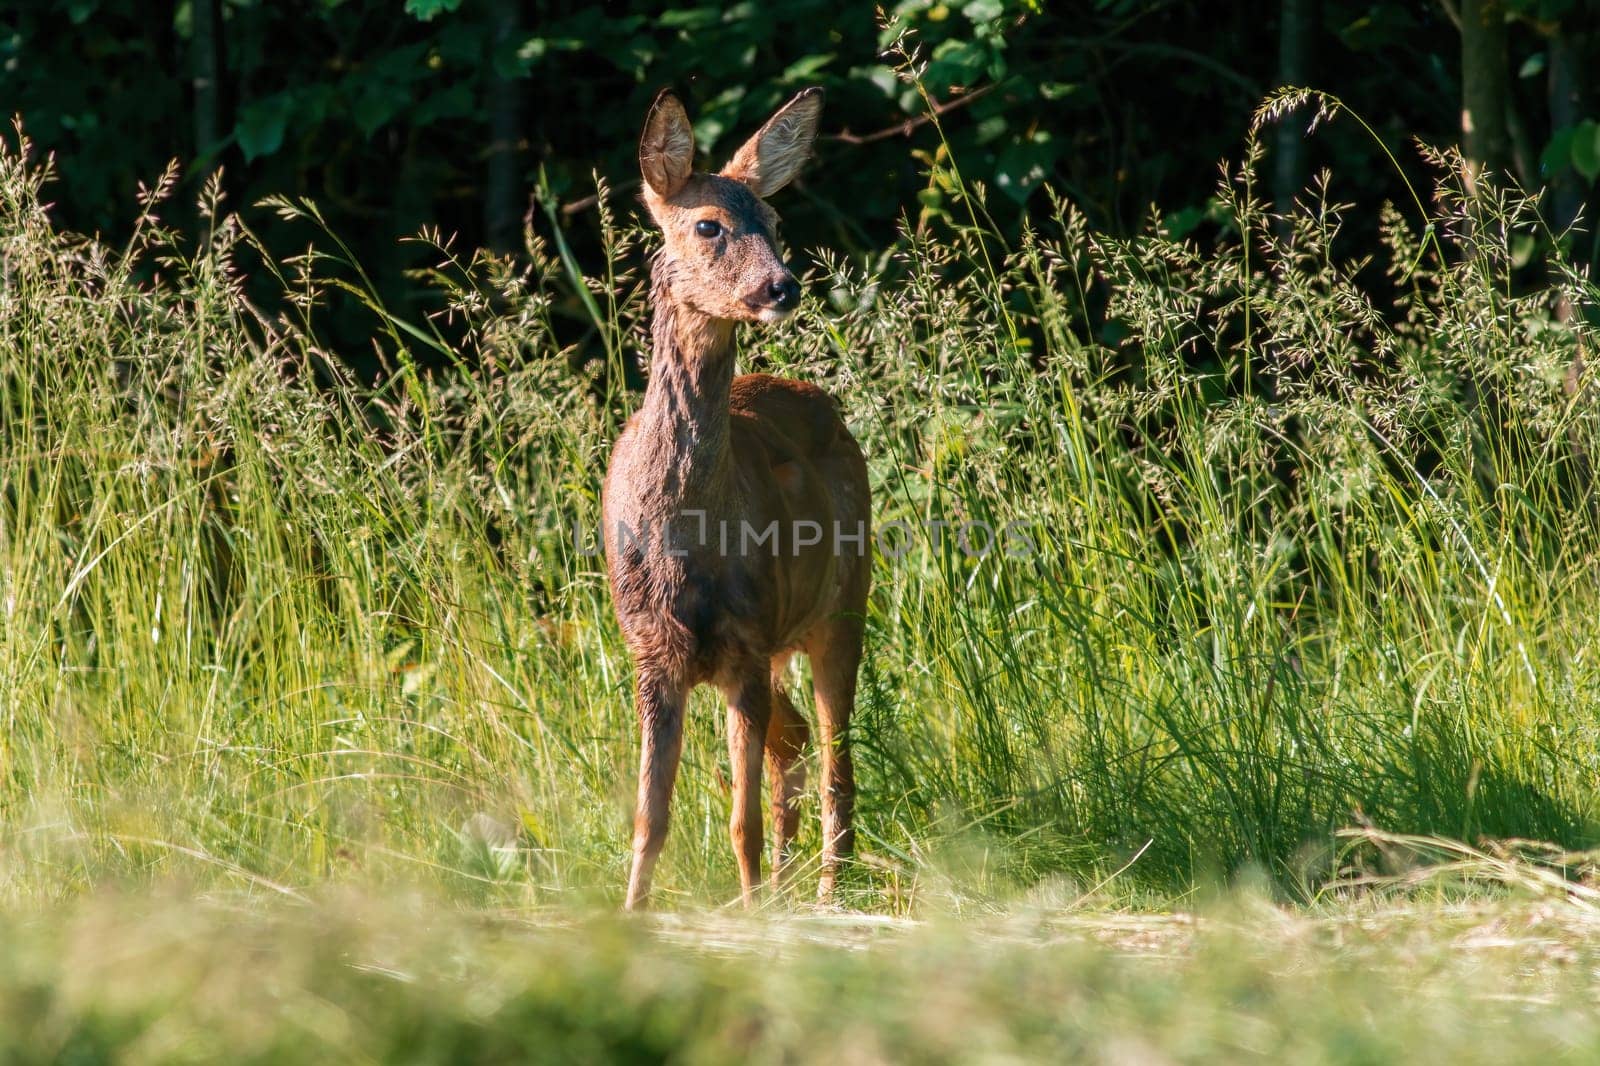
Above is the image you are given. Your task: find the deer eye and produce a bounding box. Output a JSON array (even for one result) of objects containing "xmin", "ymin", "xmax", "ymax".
[{"xmin": 694, "ymin": 219, "xmax": 722, "ymax": 238}]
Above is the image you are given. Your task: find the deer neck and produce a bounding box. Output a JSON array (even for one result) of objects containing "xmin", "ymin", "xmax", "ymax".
[{"xmin": 637, "ymin": 260, "xmax": 738, "ymax": 499}]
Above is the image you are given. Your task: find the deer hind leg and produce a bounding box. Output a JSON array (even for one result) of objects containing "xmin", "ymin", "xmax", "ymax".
[
  {"xmin": 723, "ymin": 664, "xmax": 773, "ymax": 906},
  {"xmin": 808, "ymin": 615, "xmax": 863, "ymax": 903},
  {"xmin": 765, "ymin": 660, "xmax": 811, "ymax": 892},
  {"xmin": 625, "ymin": 670, "xmax": 686, "ymax": 910}
]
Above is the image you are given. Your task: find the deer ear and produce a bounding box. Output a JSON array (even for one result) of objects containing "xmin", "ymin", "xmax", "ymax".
[
  {"xmin": 640, "ymin": 89, "xmax": 695, "ymax": 199},
  {"xmin": 721, "ymin": 87, "xmax": 823, "ymax": 198}
]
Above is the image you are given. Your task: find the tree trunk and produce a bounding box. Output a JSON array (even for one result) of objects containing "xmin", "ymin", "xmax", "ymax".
[
  {"xmin": 1459, "ymin": 0, "xmax": 1511, "ymax": 191},
  {"xmin": 1550, "ymin": 22, "xmax": 1596, "ymax": 489},
  {"xmin": 484, "ymin": 0, "xmax": 522, "ymax": 255},
  {"xmin": 1549, "ymin": 24, "xmax": 1594, "ymax": 254},
  {"xmin": 1273, "ymin": 0, "xmax": 1317, "ymax": 241},
  {"xmin": 190, "ymin": 0, "xmax": 223, "ymax": 168}
]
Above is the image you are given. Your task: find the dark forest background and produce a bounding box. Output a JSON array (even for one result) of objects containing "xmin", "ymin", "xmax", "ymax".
[{"xmin": 4, "ymin": 1, "xmax": 1597, "ymax": 373}]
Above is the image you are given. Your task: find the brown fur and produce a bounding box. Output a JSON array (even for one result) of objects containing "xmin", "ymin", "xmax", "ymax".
[{"xmin": 603, "ymin": 88, "xmax": 870, "ymax": 908}]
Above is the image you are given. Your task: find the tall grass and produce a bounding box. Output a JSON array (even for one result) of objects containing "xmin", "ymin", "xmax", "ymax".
[{"xmin": 2, "ymin": 95, "xmax": 1598, "ymax": 915}]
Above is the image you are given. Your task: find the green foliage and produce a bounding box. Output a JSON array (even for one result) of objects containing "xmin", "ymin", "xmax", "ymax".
[
  {"xmin": 235, "ymin": 92, "xmax": 295, "ymax": 162},
  {"xmin": 1547, "ymin": 118, "xmax": 1600, "ymax": 184},
  {"xmin": 20, "ymin": 0, "xmax": 1590, "ymax": 362},
  {"xmin": 406, "ymin": 0, "xmax": 466, "ymax": 19}
]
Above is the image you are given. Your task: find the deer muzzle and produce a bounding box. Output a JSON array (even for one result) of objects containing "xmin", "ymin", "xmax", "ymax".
[{"xmin": 749, "ymin": 274, "xmax": 801, "ymax": 322}]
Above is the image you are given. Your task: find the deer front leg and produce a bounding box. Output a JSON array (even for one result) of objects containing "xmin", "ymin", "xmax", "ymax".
[
  {"xmin": 724, "ymin": 667, "xmax": 773, "ymax": 906},
  {"xmin": 625, "ymin": 671, "xmax": 685, "ymax": 910}
]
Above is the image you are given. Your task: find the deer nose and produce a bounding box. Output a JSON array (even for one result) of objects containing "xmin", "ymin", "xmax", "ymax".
[{"xmin": 767, "ymin": 276, "xmax": 800, "ymax": 310}]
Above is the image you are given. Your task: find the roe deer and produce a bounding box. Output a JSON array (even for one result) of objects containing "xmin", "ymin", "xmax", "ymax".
[{"xmin": 603, "ymin": 87, "xmax": 871, "ymax": 908}]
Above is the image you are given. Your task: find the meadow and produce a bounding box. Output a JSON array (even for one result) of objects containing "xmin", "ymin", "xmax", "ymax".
[{"xmin": 4, "ymin": 92, "xmax": 1600, "ymax": 1058}]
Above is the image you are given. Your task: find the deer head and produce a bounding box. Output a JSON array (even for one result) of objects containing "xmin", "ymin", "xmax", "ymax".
[{"xmin": 638, "ymin": 87, "xmax": 823, "ymax": 323}]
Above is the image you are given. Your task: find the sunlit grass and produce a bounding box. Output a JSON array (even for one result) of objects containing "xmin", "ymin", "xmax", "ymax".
[{"xmin": 5, "ymin": 104, "xmax": 1600, "ymax": 906}]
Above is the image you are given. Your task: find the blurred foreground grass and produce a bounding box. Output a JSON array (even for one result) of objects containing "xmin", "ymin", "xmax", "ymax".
[{"xmin": 6, "ymin": 881, "xmax": 1600, "ymax": 1064}]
